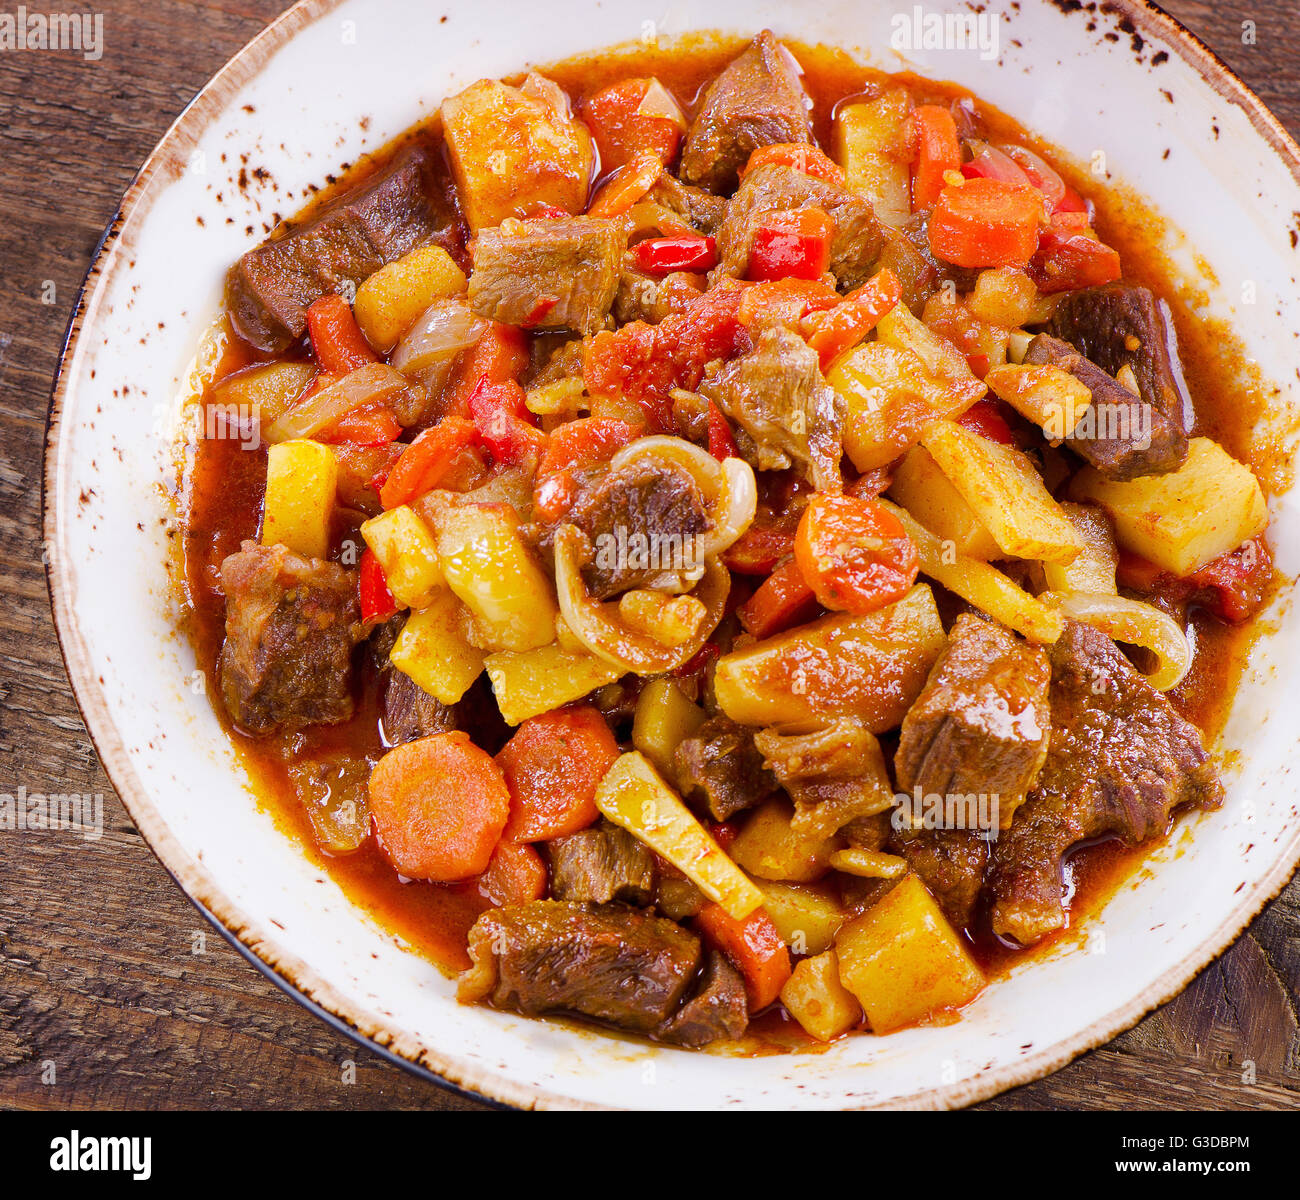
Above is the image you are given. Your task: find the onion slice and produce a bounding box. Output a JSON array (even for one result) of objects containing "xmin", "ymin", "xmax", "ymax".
[
  {"xmin": 1045, "ymin": 591, "xmax": 1192, "ymax": 691},
  {"xmin": 554, "ymin": 523, "xmax": 730, "ymax": 674},
  {"xmin": 265, "ymin": 363, "xmax": 408, "ymax": 443},
  {"xmin": 609, "ymin": 435, "xmax": 757, "ymax": 561},
  {"xmin": 392, "ymin": 300, "xmax": 486, "ymax": 378},
  {"xmin": 635, "ymin": 79, "xmax": 686, "ymax": 131}
]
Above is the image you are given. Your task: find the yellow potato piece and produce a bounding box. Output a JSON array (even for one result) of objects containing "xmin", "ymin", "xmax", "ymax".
[
  {"xmin": 484, "ymin": 641, "xmax": 620, "ymax": 726},
  {"xmin": 1070, "ymin": 436, "xmax": 1267, "ymax": 576},
  {"xmin": 261, "ymin": 439, "xmax": 337, "ymax": 560},
  {"xmin": 887, "ymin": 445, "xmax": 1000, "ymax": 560},
  {"xmin": 360, "ymin": 505, "xmax": 443, "ymax": 609},
  {"xmin": 389, "ymin": 590, "xmax": 486, "ymax": 705},
  {"xmin": 832, "ymin": 90, "xmax": 911, "ymax": 228},
  {"xmin": 780, "ymin": 951, "xmax": 862, "ymax": 1042},
  {"xmin": 752, "ymin": 879, "xmax": 846, "ymax": 955},
  {"xmin": 354, "ymin": 246, "xmax": 468, "ymax": 353},
  {"xmin": 729, "ymin": 797, "xmax": 842, "ymax": 884},
  {"xmin": 835, "ymin": 874, "xmax": 985, "ymax": 1034}
]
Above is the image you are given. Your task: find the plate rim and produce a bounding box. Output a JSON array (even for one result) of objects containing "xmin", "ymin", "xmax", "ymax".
[{"xmin": 42, "ymin": 0, "xmax": 1300, "ymax": 1111}]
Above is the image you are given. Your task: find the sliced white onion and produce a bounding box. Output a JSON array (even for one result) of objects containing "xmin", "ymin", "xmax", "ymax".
[
  {"xmin": 392, "ymin": 300, "xmax": 486, "ymax": 378},
  {"xmin": 996, "ymin": 143, "xmax": 1066, "ymax": 212},
  {"xmin": 553, "ymin": 523, "xmax": 729, "ymax": 674},
  {"xmin": 265, "ymin": 363, "xmax": 408, "ymax": 443},
  {"xmin": 1046, "ymin": 590, "xmax": 1192, "ymax": 691},
  {"xmin": 610, "ymin": 434, "xmax": 757, "ymax": 560},
  {"xmin": 635, "ymin": 78, "xmax": 686, "ymax": 131}
]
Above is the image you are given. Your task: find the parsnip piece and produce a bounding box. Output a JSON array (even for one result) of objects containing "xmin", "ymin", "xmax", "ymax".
[
  {"xmin": 887, "ymin": 445, "xmax": 1000, "ymax": 560},
  {"xmin": 595, "ymin": 752, "xmax": 763, "ymax": 921},
  {"xmin": 922, "ymin": 419, "xmax": 1084, "ymax": 563}
]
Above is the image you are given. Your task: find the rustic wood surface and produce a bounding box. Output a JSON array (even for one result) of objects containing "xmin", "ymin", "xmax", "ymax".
[{"xmin": 1, "ymin": 0, "xmax": 1296, "ymax": 1112}]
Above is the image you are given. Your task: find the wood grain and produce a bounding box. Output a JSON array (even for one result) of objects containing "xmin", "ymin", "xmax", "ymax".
[{"xmin": 1, "ymin": 0, "xmax": 1296, "ymax": 1112}]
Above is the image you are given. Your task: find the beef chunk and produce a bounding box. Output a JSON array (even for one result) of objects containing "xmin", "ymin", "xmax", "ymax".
[
  {"xmin": 715, "ymin": 162, "xmax": 885, "ymax": 290},
  {"xmin": 218, "ymin": 541, "xmax": 360, "ymax": 735},
  {"xmin": 1025, "ymin": 333, "xmax": 1187, "ymax": 479},
  {"xmin": 655, "ymin": 950, "xmax": 748, "ymax": 1047},
  {"xmin": 380, "ymin": 666, "xmax": 457, "ymax": 747},
  {"xmin": 458, "ymin": 901, "xmax": 702, "ymax": 1033},
  {"xmin": 701, "ymin": 325, "xmax": 845, "ymax": 491},
  {"xmin": 896, "ymin": 613, "xmax": 1051, "ymax": 826},
  {"xmin": 1048, "ymin": 284, "xmax": 1193, "ymax": 436},
  {"xmin": 548, "ymin": 820, "xmax": 657, "ymax": 905},
  {"xmin": 679, "ymin": 31, "xmax": 813, "ymax": 193},
  {"xmin": 675, "ymin": 716, "xmax": 777, "ymax": 821},
  {"xmin": 988, "ymin": 620, "xmax": 1223, "ymax": 946},
  {"xmin": 468, "ymin": 215, "xmax": 624, "ymax": 336},
  {"xmin": 225, "ymin": 148, "xmax": 452, "ymax": 353},
  {"xmin": 755, "ymin": 718, "xmax": 895, "ymax": 839},
  {"xmin": 613, "ymin": 267, "xmax": 706, "ymax": 326},
  {"xmin": 565, "ymin": 461, "xmax": 709, "ymax": 599},
  {"xmin": 648, "ymin": 172, "xmax": 729, "ymax": 235}
]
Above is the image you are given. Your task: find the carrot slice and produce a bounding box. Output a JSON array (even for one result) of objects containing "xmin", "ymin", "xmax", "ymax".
[
  {"xmin": 929, "ymin": 177, "xmax": 1042, "ymax": 268},
  {"xmin": 736, "ymin": 557, "xmax": 818, "ymax": 638},
  {"xmin": 476, "ymin": 840, "xmax": 548, "ymax": 907},
  {"xmin": 909, "ymin": 105, "xmax": 961, "ymax": 212},
  {"xmin": 368, "ymin": 732, "xmax": 511, "ymax": 882},
  {"xmin": 306, "ymin": 294, "xmax": 379, "ymax": 373},
  {"xmin": 695, "ymin": 903, "xmax": 791, "ymax": 1011},
  {"xmin": 378, "ymin": 416, "xmax": 477, "ymax": 509},
  {"xmin": 497, "ymin": 706, "xmax": 620, "ymax": 843},
  {"xmin": 794, "ymin": 494, "xmax": 919, "ymax": 616}
]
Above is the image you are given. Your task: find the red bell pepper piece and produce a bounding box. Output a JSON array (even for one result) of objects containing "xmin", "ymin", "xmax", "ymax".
[
  {"xmin": 359, "ymin": 548, "xmax": 400, "ymax": 623},
  {"xmin": 629, "ymin": 234, "xmax": 718, "ymax": 274},
  {"xmin": 319, "ymin": 403, "xmax": 403, "ymax": 447},
  {"xmin": 378, "ymin": 416, "xmax": 477, "ymax": 510},
  {"xmin": 955, "ymin": 398, "xmax": 1016, "ymax": 445},
  {"xmin": 1029, "ymin": 215, "xmax": 1122, "ymax": 294},
  {"xmin": 306, "ymin": 294, "xmax": 379, "ymax": 374},
  {"xmin": 467, "ymin": 377, "xmax": 546, "ymax": 467},
  {"xmin": 910, "ymin": 105, "xmax": 962, "ymax": 212},
  {"xmin": 801, "ymin": 268, "xmax": 902, "ymax": 369},
  {"xmin": 747, "ymin": 208, "xmax": 834, "ymax": 282}
]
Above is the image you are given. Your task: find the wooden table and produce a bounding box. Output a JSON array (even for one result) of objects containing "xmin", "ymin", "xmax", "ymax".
[{"xmin": 2, "ymin": 0, "xmax": 1297, "ymax": 1112}]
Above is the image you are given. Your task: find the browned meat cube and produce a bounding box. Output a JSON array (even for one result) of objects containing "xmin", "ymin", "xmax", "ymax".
[
  {"xmin": 675, "ymin": 716, "xmax": 777, "ymax": 822},
  {"xmin": 1025, "ymin": 333, "xmax": 1187, "ymax": 479},
  {"xmin": 224, "ymin": 148, "xmax": 453, "ymax": 353},
  {"xmin": 458, "ymin": 901, "xmax": 702, "ymax": 1034},
  {"xmin": 648, "ymin": 171, "xmax": 729, "ymax": 235},
  {"xmin": 655, "ymin": 950, "xmax": 748, "ymax": 1047},
  {"xmin": 380, "ymin": 663, "xmax": 456, "ymax": 747},
  {"xmin": 548, "ymin": 820, "xmax": 657, "ymax": 906},
  {"xmin": 988, "ymin": 620, "xmax": 1223, "ymax": 946},
  {"xmin": 680, "ymin": 31, "xmax": 813, "ymax": 193},
  {"xmin": 218, "ymin": 541, "xmax": 361, "ymax": 735},
  {"xmin": 468, "ymin": 215, "xmax": 624, "ymax": 336},
  {"xmin": 563, "ymin": 460, "xmax": 709, "ymax": 599},
  {"xmin": 701, "ymin": 325, "xmax": 845, "ymax": 492},
  {"xmin": 1048, "ymin": 284, "xmax": 1193, "ymax": 437},
  {"xmin": 896, "ymin": 613, "xmax": 1052, "ymax": 821},
  {"xmin": 714, "ymin": 162, "xmax": 884, "ymax": 290}
]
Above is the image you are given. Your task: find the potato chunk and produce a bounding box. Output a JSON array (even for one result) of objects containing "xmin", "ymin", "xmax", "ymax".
[
  {"xmin": 441, "ymin": 75, "xmax": 593, "ymax": 230},
  {"xmin": 832, "ymin": 89, "xmax": 912, "ymax": 228},
  {"xmin": 354, "ymin": 246, "xmax": 467, "ymax": 352},
  {"xmin": 752, "ymin": 879, "xmax": 846, "ymax": 954},
  {"xmin": 835, "ymin": 874, "xmax": 985, "ymax": 1034},
  {"xmin": 261, "ymin": 439, "xmax": 337, "ymax": 560},
  {"xmin": 729, "ymin": 797, "xmax": 841, "ymax": 884},
  {"xmin": 713, "ymin": 584, "xmax": 946, "ymax": 729},
  {"xmin": 389, "ymin": 590, "xmax": 486, "ymax": 705},
  {"xmin": 1070, "ymin": 436, "xmax": 1267, "ymax": 576},
  {"xmin": 781, "ymin": 951, "xmax": 862, "ymax": 1042},
  {"xmin": 484, "ymin": 641, "xmax": 620, "ymax": 726},
  {"xmin": 360, "ymin": 505, "xmax": 442, "ymax": 609}
]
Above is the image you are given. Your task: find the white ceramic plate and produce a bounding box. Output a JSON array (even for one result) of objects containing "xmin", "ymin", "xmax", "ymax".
[{"xmin": 46, "ymin": 0, "xmax": 1300, "ymax": 1109}]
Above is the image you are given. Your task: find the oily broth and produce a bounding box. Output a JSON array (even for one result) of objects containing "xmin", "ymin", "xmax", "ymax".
[{"xmin": 180, "ymin": 38, "xmax": 1281, "ymax": 1010}]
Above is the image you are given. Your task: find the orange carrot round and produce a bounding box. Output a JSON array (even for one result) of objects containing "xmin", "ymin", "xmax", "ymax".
[
  {"xmin": 369, "ymin": 732, "xmax": 511, "ymax": 882},
  {"xmin": 497, "ymin": 706, "xmax": 619, "ymax": 843},
  {"xmin": 476, "ymin": 840, "xmax": 549, "ymax": 907}
]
